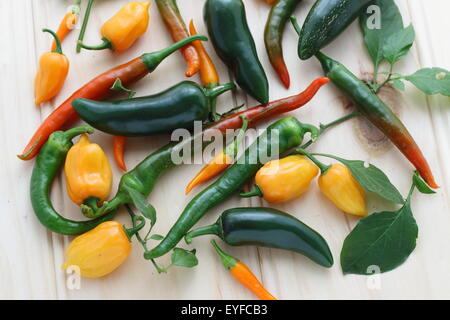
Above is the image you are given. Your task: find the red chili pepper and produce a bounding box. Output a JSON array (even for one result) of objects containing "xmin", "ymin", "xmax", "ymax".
[
  {"xmin": 18, "ymin": 36, "xmax": 206, "ymax": 160},
  {"xmin": 156, "ymin": 0, "xmax": 200, "ymax": 77}
]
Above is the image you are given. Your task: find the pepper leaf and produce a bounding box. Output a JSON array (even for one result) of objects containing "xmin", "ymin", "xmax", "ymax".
[
  {"xmin": 149, "ymin": 234, "xmax": 164, "ymax": 241},
  {"xmin": 412, "ymin": 171, "xmax": 436, "ymax": 194},
  {"xmin": 403, "ymin": 68, "xmax": 450, "ymax": 96},
  {"xmin": 390, "ymin": 79, "xmax": 405, "ymax": 91},
  {"xmin": 382, "ymin": 24, "xmax": 415, "ymax": 65},
  {"xmin": 360, "ymin": 0, "xmax": 404, "ymax": 67},
  {"xmin": 124, "ymin": 186, "xmax": 157, "ymax": 227},
  {"xmin": 341, "ymin": 197, "xmax": 418, "ymax": 275},
  {"xmin": 171, "ymin": 248, "xmax": 199, "ymax": 268}
]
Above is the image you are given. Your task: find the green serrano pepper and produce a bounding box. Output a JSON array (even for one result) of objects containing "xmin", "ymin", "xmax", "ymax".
[
  {"xmin": 145, "ymin": 117, "xmax": 319, "ymax": 259},
  {"xmin": 185, "ymin": 207, "xmax": 333, "ymax": 268},
  {"xmin": 30, "ymin": 126, "xmax": 116, "ymax": 235},
  {"xmin": 72, "ymin": 81, "xmax": 235, "ymax": 136},
  {"xmin": 204, "ymin": 0, "xmax": 269, "ymax": 103},
  {"xmin": 297, "ymin": 0, "xmax": 372, "ymax": 60}
]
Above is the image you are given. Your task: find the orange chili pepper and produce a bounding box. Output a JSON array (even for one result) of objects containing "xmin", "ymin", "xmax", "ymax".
[
  {"xmin": 51, "ymin": 2, "xmax": 80, "ymax": 51},
  {"xmin": 189, "ymin": 20, "xmax": 219, "ymax": 87},
  {"xmin": 211, "ymin": 240, "xmax": 277, "ymax": 300},
  {"xmin": 113, "ymin": 136, "xmax": 127, "ymax": 171},
  {"xmin": 35, "ymin": 29, "xmax": 70, "ymax": 105},
  {"xmin": 265, "ymin": 0, "xmax": 277, "ymax": 5},
  {"xmin": 186, "ymin": 116, "xmax": 247, "ymax": 194}
]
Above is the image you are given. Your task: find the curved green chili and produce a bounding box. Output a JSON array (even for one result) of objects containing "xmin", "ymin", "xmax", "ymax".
[
  {"xmin": 144, "ymin": 117, "xmax": 319, "ymax": 259},
  {"xmin": 30, "ymin": 126, "xmax": 116, "ymax": 235},
  {"xmin": 185, "ymin": 207, "xmax": 333, "ymax": 267}
]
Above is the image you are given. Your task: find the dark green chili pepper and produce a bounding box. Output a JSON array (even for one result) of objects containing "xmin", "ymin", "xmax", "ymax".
[
  {"xmin": 204, "ymin": 0, "xmax": 269, "ymax": 103},
  {"xmin": 313, "ymin": 51, "xmax": 438, "ymax": 189},
  {"xmin": 30, "ymin": 126, "xmax": 116, "ymax": 235},
  {"xmin": 72, "ymin": 81, "xmax": 235, "ymax": 136},
  {"xmin": 144, "ymin": 117, "xmax": 320, "ymax": 259},
  {"xmin": 264, "ymin": 0, "xmax": 302, "ymax": 89},
  {"xmin": 185, "ymin": 207, "xmax": 333, "ymax": 268},
  {"xmin": 297, "ymin": 0, "xmax": 372, "ymax": 60}
]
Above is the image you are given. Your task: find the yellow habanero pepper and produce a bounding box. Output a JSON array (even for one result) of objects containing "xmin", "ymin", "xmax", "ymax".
[
  {"xmin": 241, "ymin": 155, "xmax": 319, "ymax": 203},
  {"xmin": 64, "ymin": 134, "xmax": 112, "ymax": 207},
  {"xmin": 34, "ymin": 29, "xmax": 69, "ymax": 105},
  {"xmin": 318, "ymin": 164, "xmax": 367, "ymax": 217},
  {"xmin": 78, "ymin": 1, "xmax": 150, "ymax": 53},
  {"xmin": 62, "ymin": 221, "xmax": 132, "ymax": 278}
]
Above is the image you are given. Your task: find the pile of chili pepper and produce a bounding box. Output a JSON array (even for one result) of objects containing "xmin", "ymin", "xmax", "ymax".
[{"xmin": 21, "ymin": 0, "xmax": 440, "ymax": 301}]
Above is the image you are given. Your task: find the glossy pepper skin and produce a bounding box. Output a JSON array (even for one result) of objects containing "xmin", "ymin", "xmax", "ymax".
[
  {"xmin": 318, "ymin": 164, "xmax": 366, "ymax": 216},
  {"xmin": 62, "ymin": 221, "xmax": 131, "ymax": 278},
  {"xmin": 156, "ymin": 0, "xmax": 200, "ymax": 77},
  {"xmin": 315, "ymin": 52, "xmax": 438, "ymax": 188},
  {"xmin": 35, "ymin": 29, "xmax": 69, "ymax": 105},
  {"xmin": 72, "ymin": 81, "xmax": 234, "ymax": 136},
  {"xmin": 264, "ymin": 0, "xmax": 302, "ymax": 89},
  {"xmin": 79, "ymin": 78, "xmax": 328, "ymax": 219},
  {"xmin": 64, "ymin": 134, "xmax": 112, "ymax": 206},
  {"xmin": 297, "ymin": 0, "xmax": 372, "ymax": 60},
  {"xmin": 145, "ymin": 117, "xmax": 320, "ymax": 259},
  {"xmin": 187, "ymin": 207, "xmax": 333, "ymax": 268},
  {"xmin": 211, "ymin": 240, "xmax": 277, "ymax": 300},
  {"xmin": 79, "ymin": 1, "xmax": 151, "ymax": 52},
  {"xmin": 244, "ymin": 155, "xmax": 318, "ymax": 203},
  {"xmin": 30, "ymin": 126, "xmax": 116, "ymax": 235},
  {"xmin": 204, "ymin": 0, "xmax": 269, "ymax": 104},
  {"xmin": 19, "ymin": 35, "xmax": 207, "ymax": 160}
]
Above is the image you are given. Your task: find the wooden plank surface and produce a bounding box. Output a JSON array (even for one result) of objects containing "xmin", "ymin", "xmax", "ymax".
[{"xmin": 1, "ymin": 0, "xmax": 449, "ymax": 299}]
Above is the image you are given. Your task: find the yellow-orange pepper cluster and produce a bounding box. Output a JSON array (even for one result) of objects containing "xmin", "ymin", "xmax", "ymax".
[
  {"xmin": 64, "ymin": 134, "xmax": 112, "ymax": 205},
  {"xmin": 251, "ymin": 156, "xmax": 367, "ymax": 216},
  {"xmin": 62, "ymin": 221, "xmax": 131, "ymax": 278},
  {"xmin": 101, "ymin": 1, "xmax": 151, "ymax": 52}
]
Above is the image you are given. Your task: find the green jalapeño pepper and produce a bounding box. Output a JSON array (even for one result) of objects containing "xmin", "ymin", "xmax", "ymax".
[
  {"xmin": 144, "ymin": 117, "xmax": 319, "ymax": 259},
  {"xmin": 264, "ymin": 0, "xmax": 302, "ymax": 89},
  {"xmin": 30, "ymin": 126, "xmax": 116, "ymax": 235},
  {"xmin": 314, "ymin": 52, "xmax": 438, "ymax": 189},
  {"xmin": 204, "ymin": 0, "xmax": 269, "ymax": 104},
  {"xmin": 72, "ymin": 81, "xmax": 235, "ymax": 136},
  {"xmin": 297, "ymin": 0, "xmax": 372, "ymax": 60},
  {"xmin": 185, "ymin": 207, "xmax": 333, "ymax": 267}
]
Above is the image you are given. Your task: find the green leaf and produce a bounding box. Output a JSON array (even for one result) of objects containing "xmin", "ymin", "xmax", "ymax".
[
  {"xmin": 149, "ymin": 234, "xmax": 164, "ymax": 241},
  {"xmin": 390, "ymin": 79, "xmax": 405, "ymax": 91},
  {"xmin": 360, "ymin": 0, "xmax": 404, "ymax": 67},
  {"xmin": 382, "ymin": 24, "xmax": 415, "ymax": 64},
  {"xmin": 404, "ymin": 68, "xmax": 450, "ymax": 96},
  {"xmin": 171, "ymin": 248, "xmax": 199, "ymax": 268},
  {"xmin": 413, "ymin": 171, "xmax": 436, "ymax": 194},
  {"xmin": 341, "ymin": 199, "xmax": 418, "ymax": 274},
  {"xmin": 124, "ymin": 186, "xmax": 157, "ymax": 226}
]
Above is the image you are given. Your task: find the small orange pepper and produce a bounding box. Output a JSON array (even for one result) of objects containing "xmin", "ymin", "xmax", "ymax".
[
  {"xmin": 51, "ymin": 2, "xmax": 81, "ymax": 51},
  {"xmin": 212, "ymin": 240, "xmax": 277, "ymax": 300},
  {"xmin": 34, "ymin": 29, "xmax": 69, "ymax": 105},
  {"xmin": 78, "ymin": 2, "xmax": 151, "ymax": 52},
  {"xmin": 64, "ymin": 134, "xmax": 112, "ymax": 207},
  {"xmin": 242, "ymin": 155, "xmax": 319, "ymax": 203}
]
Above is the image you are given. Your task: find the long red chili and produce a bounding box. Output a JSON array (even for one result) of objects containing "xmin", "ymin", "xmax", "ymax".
[
  {"xmin": 18, "ymin": 36, "xmax": 206, "ymax": 160},
  {"xmin": 156, "ymin": 0, "xmax": 200, "ymax": 77}
]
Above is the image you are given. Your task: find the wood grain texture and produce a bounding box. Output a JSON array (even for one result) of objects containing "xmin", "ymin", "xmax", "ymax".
[{"xmin": 1, "ymin": 0, "xmax": 449, "ymax": 299}]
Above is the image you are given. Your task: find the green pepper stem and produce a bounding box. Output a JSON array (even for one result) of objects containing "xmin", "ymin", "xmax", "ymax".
[
  {"xmin": 43, "ymin": 29, "xmax": 63, "ymax": 54},
  {"xmin": 184, "ymin": 222, "xmax": 221, "ymax": 244},
  {"xmin": 63, "ymin": 125, "xmax": 94, "ymax": 141},
  {"xmin": 81, "ymin": 192, "xmax": 128, "ymax": 218},
  {"xmin": 77, "ymin": 37, "xmax": 112, "ymax": 51},
  {"xmin": 205, "ymin": 82, "xmax": 235, "ymax": 99},
  {"xmin": 297, "ymin": 148, "xmax": 331, "ymax": 174},
  {"xmin": 111, "ymin": 78, "xmax": 136, "ymax": 98},
  {"xmin": 224, "ymin": 115, "xmax": 248, "ymax": 158},
  {"xmin": 240, "ymin": 184, "xmax": 263, "ymax": 198},
  {"xmin": 290, "ymin": 16, "xmax": 302, "ymax": 36},
  {"xmin": 76, "ymin": 0, "xmax": 95, "ymax": 53},
  {"xmin": 211, "ymin": 240, "xmax": 238, "ymax": 270},
  {"xmin": 124, "ymin": 215, "xmax": 146, "ymax": 241},
  {"xmin": 82, "ymin": 196, "xmax": 100, "ymax": 213},
  {"xmin": 141, "ymin": 35, "xmax": 208, "ymax": 72}
]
